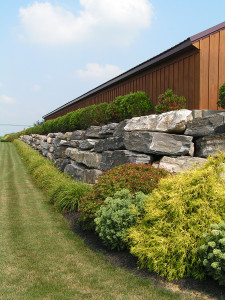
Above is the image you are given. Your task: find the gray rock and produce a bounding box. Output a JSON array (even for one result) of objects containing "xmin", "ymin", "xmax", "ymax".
[
  {"xmin": 71, "ymin": 130, "xmax": 85, "ymax": 140},
  {"xmin": 99, "ymin": 123, "xmax": 119, "ymax": 137},
  {"xmin": 113, "ymin": 120, "xmax": 129, "ymax": 137},
  {"xmin": 184, "ymin": 114, "xmax": 225, "ymax": 137},
  {"xmin": 85, "ymin": 126, "xmax": 101, "ymax": 138},
  {"xmin": 66, "ymin": 148, "xmax": 102, "ymax": 169},
  {"xmin": 85, "ymin": 169, "xmax": 103, "ymax": 184},
  {"xmin": 100, "ymin": 150, "xmax": 153, "ymax": 171},
  {"xmin": 124, "ymin": 109, "xmax": 193, "ymax": 133},
  {"xmin": 69, "ymin": 140, "xmax": 80, "ymax": 148},
  {"xmin": 59, "ymin": 140, "xmax": 71, "ymax": 146},
  {"xmin": 94, "ymin": 136, "xmax": 124, "ymax": 152},
  {"xmin": 41, "ymin": 142, "xmax": 50, "ymax": 150},
  {"xmin": 47, "ymin": 133, "xmax": 55, "ymax": 138},
  {"xmin": 41, "ymin": 149, "xmax": 48, "ymax": 157},
  {"xmin": 195, "ymin": 133, "xmax": 225, "ymax": 158},
  {"xmin": 157, "ymin": 156, "xmax": 206, "ymax": 174},
  {"xmin": 79, "ymin": 139, "xmax": 97, "ymax": 150},
  {"xmin": 53, "ymin": 146, "xmax": 67, "ymax": 159},
  {"xmin": 124, "ymin": 131, "xmax": 194, "ymax": 156},
  {"xmin": 47, "ymin": 137, "xmax": 53, "ymax": 144},
  {"xmin": 49, "ymin": 146, "xmax": 54, "ymax": 153},
  {"xmin": 56, "ymin": 132, "xmax": 64, "ymax": 139},
  {"xmin": 47, "ymin": 152, "xmax": 54, "ymax": 162},
  {"xmin": 64, "ymin": 132, "xmax": 73, "ymax": 141},
  {"xmin": 55, "ymin": 158, "xmax": 71, "ymax": 172}
]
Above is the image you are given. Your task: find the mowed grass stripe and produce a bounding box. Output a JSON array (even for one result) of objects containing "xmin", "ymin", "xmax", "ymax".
[{"xmin": 0, "ymin": 143, "xmax": 187, "ymax": 300}]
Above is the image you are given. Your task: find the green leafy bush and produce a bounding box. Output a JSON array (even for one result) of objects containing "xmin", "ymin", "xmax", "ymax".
[
  {"xmin": 107, "ymin": 92, "xmax": 153, "ymax": 122},
  {"xmin": 198, "ymin": 221, "xmax": 225, "ymax": 285},
  {"xmin": 217, "ymin": 83, "xmax": 225, "ymax": 109},
  {"xmin": 95, "ymin": 189, "xmax": 148, "ymax": 250},
  {"xmin": 155, "ymin": 89, "xmax": 186, "ymax": 114},
  {"xmin": 69, "ymin": 108, "xmax": 85, "ymax": 131},
  {"xmin": 127, "ymin": 152, "xmax": 225, "ymax": 281},
  {"xmin": 78, "ymin": 163, "xmax": 169, "ymax": 230},
  {"xmin": 79, "ymin": 103, "xmax": 109, "ymax": 129},
  {"xmin": 14, "ymin": 140, "xmax": 92, "ymax": 212}
]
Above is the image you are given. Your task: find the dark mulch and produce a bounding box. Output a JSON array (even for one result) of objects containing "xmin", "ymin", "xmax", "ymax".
[{"xmin": 65, "ymin": 212, "xmax": 225, "ymax": 300}]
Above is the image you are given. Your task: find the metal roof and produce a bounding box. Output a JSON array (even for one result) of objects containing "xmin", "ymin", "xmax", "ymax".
[{"xmin": 43, "ymin": 21, "xmax": 225, "ymax": 119}]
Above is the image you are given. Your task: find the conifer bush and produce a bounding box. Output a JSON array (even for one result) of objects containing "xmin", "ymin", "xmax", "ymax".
[
  {"xmin": 127, "ymin": 152, "xmax": 225, "ymax": 281},
  {"xmin": 217, "ymin": 82, "xmax": 225, "ymax": 109},
  {"xmin": 94, "ymin": 189, "xmax": 148, "ymax": 250},
  {"xmin": 198, "ymin": 221, "xmax": 225, "ymax": 285},
  {"xmin": 78, "ymin": 164, "xmax": 169, "ymax": 230}
]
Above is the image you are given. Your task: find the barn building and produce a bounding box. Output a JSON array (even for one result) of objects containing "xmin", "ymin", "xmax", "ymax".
[{"xmin": 43, "ymin": 21, "xmax": 225, "ymax": 121}]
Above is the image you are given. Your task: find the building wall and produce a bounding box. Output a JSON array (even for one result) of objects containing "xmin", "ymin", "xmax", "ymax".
[
  {"xmin": 193, "ymin": 28, "xmax": 225, "ymax": 110},
  {"xmin": 45, "ymin": 47, "xmax": 200, "ymax": 120}
]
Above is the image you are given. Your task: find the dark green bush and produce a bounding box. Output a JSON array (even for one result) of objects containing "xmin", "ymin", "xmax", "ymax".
[
  {"xmin": 95, "ymin": 189, "xmax": 148, "ymax": 250},
  {"xmin": 198, "ymin": 221, "xmax": 225, "ymax": 285},
  {"xmin": 70, "ymin": 108, "xmax": 85, "ymax": 131},
  {"xmin": 127, "ymin": 152, "xmax": 225, "ymax": 281},
  {"xmin": 14, "ymin": 140, "xmax": 92, "ymax": 212},
  {"xmin": 78, "ymin": 163, "xmax": 169, "ymax": 230},
  {"xmin": 217, "ymin": 83, "xmax": 225, "ymax": 109},
  {"xmin": 106, "ymin": 92, "xmax": 153, "ymax": 122},
  {"xmin": 155, "ymin": 89, "xmax": 186, "ymax": 114},
  {"xmin": 79, "ymin": 103, "xmax": 109, "ymax": 129}
]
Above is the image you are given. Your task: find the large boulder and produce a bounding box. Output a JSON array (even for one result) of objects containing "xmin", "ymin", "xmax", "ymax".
[
  {"xmin": 195, "ymin": 133, "xmax": 225, "ymax": 158},
  {"xmin": 65, "ymin": 148, "xmax": 102, "ymax": 169},
  {"xmin": 94, "ymin": 136, "xmax": 124, "ymax": 153},
  {"xmin": 124, "ymin": 109, "xmax": 193, "ymax": 133},
  {"xmin": 55, "ymin": 158, "xmax": 71, "ymax": 172},
  {"xmin": 124, "ymin": 131, "xmax": 194, "ymax": 156},
  {"xmin": 100, "ymin": 150, "xmax": 153, "ymax": 171},
  {"xmin": 79, "ymin": 139, "xmax": 98, "ymax": 150},
  {"xmin": 153, "ymin": 156, "xmax": 206, "ymax": 174},
  {"xmin": 71, "ymin": 130, "xmax": 85, "ymax": 140},
  {"xmin": 184, "ymin": 114, "xmax": 225, "ymax": 137},
  {"xmin": 99, "ymin": 123, "xmax": 119, "ymax": 138},
  {"xmin": 85, "ymin": 126, "xmax": 101, "ymax": 138}
]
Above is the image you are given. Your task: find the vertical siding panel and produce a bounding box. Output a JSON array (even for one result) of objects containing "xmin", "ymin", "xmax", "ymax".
[
  {"xmin": 149, "ymin": 73, "xmax": 153, "ymax": 103},
  {"xmin": 156, "ymin": 69, "xmax": 161, "ymax": 99},
  {"xmin": 178, "ymin": 60, "xmax": 184, "ymax": 96},
  {"xmin": 143, "ymin": 75, "xmax": 146, "ymax": 92},
  {"xmin": 173, "ymin": 62, "xmax": 179, "ymax": 94},
  {"xmin": 209, "ymin": 33, "xmax": 219, "ymax": 110},
  {"xmin": 146, "ymin": 73, "xmax": 151, "ymax": 97},
  {"xmin": 133, "ymin": 78, "xmax": 137, "ymax": 93},
  {"xmin": 199, "ymin": 37, "xmax": 210, "ymax": 109},
  {"xmin": 160, "ymin": 68, "xmax": 165, "ymax": 94},
  {"xmin": 194, "ymin": 53, "xmax": 200, "ymax": 109},
  {"xmin": 183, "ymin": 57, "xmax": 189, "ymax": 102},
  {"xmin": 189, "ymin": 55, "xmax": 195, "ymax": 109},
  {"xmin": 169, "ymin": 64, "xmax": 173, "ymax": 89},
  {"xmin": 164, "ymin": 66, "xmax": 169, "ymax": 90},
  {"xmin": 219, "ymin": 29, "xmax": 225, "ymax": 87},
  {"xmin": 152, "ymin": 71, "xmax": 157, "ymax": 104}
]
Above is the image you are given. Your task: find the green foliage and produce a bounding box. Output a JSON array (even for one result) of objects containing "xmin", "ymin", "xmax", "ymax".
[
  {"xmin": 198, "ymin": 221, "xmax": 225, "ymax": 285},
  {"xmin": 69, "ymin": 108, "xmax": 85, "ymax": 131},
  {"xmin": 2, "ymin": 134, "xmax": 18, "ymax": 142},
  {"xmin": 106, "ymin": 92, "xmax": 153, "ymax": 122},
  {"xmin": 14, "ymin": 140, "xmax": 92, "ymax": 212},
  {"xmin": 79, "ymin": 103, "xmax": 110, "ymax": 129},
  {"xmin": 217, "ymin": 83, "xmax": 225, "ymax": 109},
  {"xmin": 155, "ymin": 89, "xmax": 186, "ymax": 114},
  {"xmin": 95, "ymin": 189, "xmax": 148, "ymax": 250},
  {"xmin": 127, "ymin": 152, "xmax": 225, "ymax": 281},
  {"xmin": 78, "ymin": 163, "xmax": 169, "ymax": 230}
]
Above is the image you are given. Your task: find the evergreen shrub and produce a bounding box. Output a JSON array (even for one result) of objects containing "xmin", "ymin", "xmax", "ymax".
[
  {"xmin": 198, "ymin": 221, "xmax": 225, "ymax": 285},
  {"xmin": 217, "ymin": 83, "xmax": 225, "ymax": 109},
  {"xmin": 155, "ymin": 89, "xmax": 186, "ymax": 114},
  {"xmin": 78, "ymin": 163, "xmax": 169, "ymax": 230},
  {"xmin": 127, "ymin": 152, "xmax": 225, "ymax": 281},
  {"xmin": 94, "ymin": 189, "xmax": 148, "ymax": 250}
]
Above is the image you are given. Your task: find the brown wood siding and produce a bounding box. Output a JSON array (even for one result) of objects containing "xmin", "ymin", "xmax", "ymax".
[
  {"xmin": 45, "ymin": 48, "xmax": 200, "ymax": 120},
  {"xmin": 193, "ymin": 28, "xmax": 225, "ymax": 109}
]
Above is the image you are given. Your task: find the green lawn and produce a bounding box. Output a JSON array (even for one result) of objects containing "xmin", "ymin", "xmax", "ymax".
[{"xmin": 0, "ymin": 143, "xmax": 190, "ymax": 300}]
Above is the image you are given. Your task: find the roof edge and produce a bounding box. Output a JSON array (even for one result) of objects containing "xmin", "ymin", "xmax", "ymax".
[{"xmin": 190, "ymin": 21, "xmax": 225, "ymax": 43}]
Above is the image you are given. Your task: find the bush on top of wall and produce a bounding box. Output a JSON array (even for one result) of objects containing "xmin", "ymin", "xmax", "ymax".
[{"xmin": 25, "ymin": 91, "xmax": 153, "ymax": 135}]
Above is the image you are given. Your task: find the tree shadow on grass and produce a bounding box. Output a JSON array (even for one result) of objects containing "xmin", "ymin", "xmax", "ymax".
[{"xmin": 65, "ymin": 212, "xmax": 225, "ymax": 300}]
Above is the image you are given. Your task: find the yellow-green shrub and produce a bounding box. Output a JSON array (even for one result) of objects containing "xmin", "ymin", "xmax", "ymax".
[{"xmin": 127, "ymin": 152, "xmax": 225, "ymax": 281}]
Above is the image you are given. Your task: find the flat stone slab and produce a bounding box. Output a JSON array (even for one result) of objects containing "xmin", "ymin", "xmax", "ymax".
[
  {"xmin": 124, "ymin": 109, "xmax": 193, "ymax": 133},
  {"xmin": 94, "ymin": 136, "xmax": 124, "ymax": 152},
  {"xmin": 66, "ymin": 148, "xmax": 102, "ymax": 169},
  {"xmin": 195, "ymin": 133, "xmax": 225, "ymax": 158},
  {"xmin": 124, "ymin": 131, "xmax": 194, "ymax": 156}
]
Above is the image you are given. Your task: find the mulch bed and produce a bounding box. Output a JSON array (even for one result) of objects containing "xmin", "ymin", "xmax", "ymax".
[{"xmin": 65, "ymin": 212, "xmax": 225, "ymax": 300}]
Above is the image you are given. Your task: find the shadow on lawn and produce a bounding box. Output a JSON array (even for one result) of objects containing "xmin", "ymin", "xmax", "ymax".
[{"xmin": 65, "ymin": 212, "xmax": 225, "ymax": 300}]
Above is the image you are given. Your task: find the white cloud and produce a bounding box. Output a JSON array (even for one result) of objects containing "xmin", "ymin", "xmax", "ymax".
[
  {"xmin": 0, "ymin": 95, "xmax": 16, "ymax": 104},
  {"xmin": 19, "ymin": 0, "xmax": 153, "ymax": 45},
  {"xmin": 32, "ymin": 84, "xmax": 41, "ymax": 91},
  {"xmin": 76, "ymin": 63, "xmax": 124, "ymax": 81}
]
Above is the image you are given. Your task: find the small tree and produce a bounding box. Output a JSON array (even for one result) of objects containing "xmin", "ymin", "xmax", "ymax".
[{"xmin": 217, "ymin": 83, "xmax": 225, "ymax": 109}]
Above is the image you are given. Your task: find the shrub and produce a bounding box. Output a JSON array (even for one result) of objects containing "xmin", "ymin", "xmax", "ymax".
[
  {"xmin": 198, "ymin": 221, "xmax": 225, "ymax": 285},
  {"xmin": 14, "ymin": 140, "xmax": 92, "ymax": 212},
  {"xmin": 127, "ymin": 152, "xmax": 225, "ymax": 281},
  {"xmin": 94, "ymin": 189, "xmax": 148, "ymax": 250},
  {"xmin": 79, "ymin": 103, "xmax": 109, "ymax": 129},
  {"xmin": 70, "ymin": 108, "xmax": 85, "ymax": 131},
  {"xmin": 155, "ymin": 89, "xmax": 186, "ymax": 114},
  {"xmin": 217, "ymin": 83, "xmax": 225, "ymax": 109},
  {"xmin": 3, "ymin": 134, "xmax": 18, "ymax": 142},
  {"xmin": 106, "ymin": 92, "xmax": 153, "ymax": 122},
  {"xmin": 78, "ymin": 163, "xmax": 169, "ymax": 230}
]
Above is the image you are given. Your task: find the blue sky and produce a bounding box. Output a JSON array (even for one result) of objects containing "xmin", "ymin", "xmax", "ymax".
[{"xmin": 0, "ymin": 0, "xmax": 224, "ymax": 136}]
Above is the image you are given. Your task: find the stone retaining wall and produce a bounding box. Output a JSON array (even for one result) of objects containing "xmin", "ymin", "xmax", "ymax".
[{"xmin": 20, "ymin": 109, "xmax": 225, "ymax": 184}]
